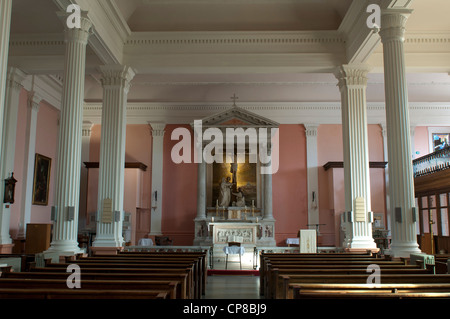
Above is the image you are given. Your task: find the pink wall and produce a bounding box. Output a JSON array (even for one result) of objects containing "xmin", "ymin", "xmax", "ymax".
[
  {"xmin": 161, "ymin": 124, "xmax": 198, "ymax": 245},
  {"xmin": 414, "ymin": 126, "xmax": 430, "ymax": 158},
  {"xmin": 87, "ymin": 124, "xmax": 152, "ymax": 244},
  {"xmin": 9, "ymin": 89, "xmax": 59, "ymax": 237},
  {"xmin": 317, "ymin": 124, "xmax": 387, "ymax": 247},
  {"xmin": 317, "ymin": 124, "xmax": 343, "ymax": 246},
  {"xmin": 272, "ymin": 124, "xmax": 308, "ymax": 245},
  {"xmin": 31, "ymin": 101, "xmax": 59, "ymax": 224}
]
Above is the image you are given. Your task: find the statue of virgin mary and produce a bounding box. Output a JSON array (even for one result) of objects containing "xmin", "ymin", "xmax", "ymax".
[{"xmin": 218, "ymin": 176, "xmax": 233, "ymax": 207}]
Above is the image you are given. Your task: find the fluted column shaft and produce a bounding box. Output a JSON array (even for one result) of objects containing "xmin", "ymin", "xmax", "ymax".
[
  {"xmin": 19, "ymin": 91, "xmax": 41, "ymax": 238},
  {"xmin": 304, "ymin": 124, "xmax": 319, "ymax": 227},
  {"xmin": 149, "ymin": 123, "xmax": 165, "ymax": 236},
  {"xmin": 196, "ymin": 159, "xmax": 207, "ymax": 220},
  {"xmin": 47, "ymin": 12, "xmax": 92, "ymax": 253},
  {"xmin": 0, "ymin": 0, "xmax": 12, "ymax": 251},
  {"xmin": 93, "ymin": 65, "xmax": 135, "ymax": 248},
  {"xmin": 263, "ymin": 146, "xmax": 274, "ymax": 220},
  {"xmin": 380, "ymin": 8, "xmax": 420, "ymax": 257},
  {"xmin": 0, "ymin": 67, "xmax": 26, "ymax": 246},
  {"xmin": 335, "ymin": 64, "xmax": 376, "ymax": 250}
]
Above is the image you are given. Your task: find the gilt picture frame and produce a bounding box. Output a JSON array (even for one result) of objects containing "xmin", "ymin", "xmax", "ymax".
[{"xmin": 32, "ymin": 153, "xmax": 51, "ymax": 206}]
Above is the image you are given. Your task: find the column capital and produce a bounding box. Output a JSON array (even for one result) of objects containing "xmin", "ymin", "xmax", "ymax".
[
  {"xmin": 304, "ymin": 124, "xmax": 319, "ymax": 137},
  {"xmin": 6, "ymin": 67, "xmax": 26, "ymax": 91},
  {"xmin": 379, "ymin": 8, "xmax": 413, "ymax": 43},
  {"xmin": 334, "ymin": 64, "xmax": 371, "ymax": 89},
  {"xmin": 82, "ymin": 120, "xmax": 94, "ymax": 137},
  {"xmin": 99, "ymin": 65, "xmax": 136, "ymax": 93},
  {"xmin": 149, "ymin": 122, "xmax": 166, "ymax": 137},
  {"xmin": 379, "ymin": 123, "xmax": 387, "ymax": 137},
  {"xmin": 27, "ymin": 91, "xmax": 42, "ymax": 112},
  {"xmin": 57, "ymin": 10, "xmax": 93, "ymax": 44}
]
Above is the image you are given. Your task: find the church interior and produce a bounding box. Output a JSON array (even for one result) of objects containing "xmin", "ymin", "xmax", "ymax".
[{"xmin": 0, "ymin": 0, "xmax": 450, "ymax": 302}]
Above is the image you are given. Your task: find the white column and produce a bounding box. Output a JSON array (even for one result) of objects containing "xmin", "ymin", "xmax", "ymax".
[
  {"xmin": 379, "ymin": 8, "xmax": 421, "ymax": 257},
  {"xmin": 18, "ymin": 90, "xmax": 41, "ymax": 238},
  {"xmin": 304, "ymin": 124, "xmax": 320, "ymax": 227},
  {"xmin": 263, "ymin": 150, "xmax": 274, "ymax": 221},
  {"xmin": 78, "ymin": 120, "xmax": 93, "ymax": 231},
  {"xmin": 380, "ymin": 124, "xmax": 391, "ymax": 238},
  {"xmin": 93, "ymin": 65, "xmax": 135, "ymax": 249},
  {"xmin": 47, "ymin": 11, "xmax": 93, "ymax": 254},
  {"xmin": 149, "ymin": 122, "xmax": 165, "ymax": 236},
  {"xmin": 410, "ymin": 125, "xmax": 416, "ymax": 159},
  {"xmin": 196, "ymin": 160, "xmax": 207, "ymax": 220},
  {"xmin": 0, "ymin": 0, "xmax": 13, "ymax": 252},
  {"xmin": 335, "ymin": 64, "xmax": 377, "ymax": 251},
  {"xmin": 0, "ymin": 67, "xmax": 26, "ymax": 248}
]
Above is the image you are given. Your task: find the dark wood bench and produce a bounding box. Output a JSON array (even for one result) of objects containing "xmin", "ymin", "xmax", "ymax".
[
  {"xmin": 0, "ymin": 288, "xmax": 169, "ymax": 299},
  {"xmin": 258, "ymin": 252, "xmax": 388, "ymax": 296},
  {"xmin": 292, "ymin": 283, "xmax": 450, "ymax": 299},
  {"xmin": 263, "ymin": 262, "xmax": 423, "ymax": 298},
  {"xmin": 265, "ymin": 265, "xmax": 431, "ymax": 298},
  {"xmin": 69, "ymin": 251, "xmax": 208, "ymax": 297},
  {"xmin": 68, "ymin": 256, "xmax": 204, "ymax": 295},
  {"xmin": 0, "ymin": 277, "xmax": 179, "ymax": 299},
  {"xmin": 40, "ymin": 259, "xmax": 201, "ymax": 298},
  {"xmin": 280, "ymin": 273, "xmax": 450, "ymax": 299},
  {"xmin": 2, "ymin": 270, "xmax": 189, "ymax": 299}
]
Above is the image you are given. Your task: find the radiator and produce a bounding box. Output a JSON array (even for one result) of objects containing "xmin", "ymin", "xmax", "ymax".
[{"xmin": 410, "ymin": 253, "xmax": 435, "ymax": 268}]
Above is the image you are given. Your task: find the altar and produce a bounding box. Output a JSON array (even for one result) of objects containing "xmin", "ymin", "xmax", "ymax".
[{"xmin": 192, "ymin": 103, "xmax": 279, "ymax": 267}]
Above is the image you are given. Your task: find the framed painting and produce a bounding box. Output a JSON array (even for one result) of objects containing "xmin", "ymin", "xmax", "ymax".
[
  {"xmin": 432, "ymin": 133, "xmax": 450, "ymax": 151},
  {"xmin": 32, "ymin": 153, "xmax": 51, "ymax": 206}
]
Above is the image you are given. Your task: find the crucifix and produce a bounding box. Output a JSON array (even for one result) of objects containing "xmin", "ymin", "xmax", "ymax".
[{"xmin": 230, "ymin": 93, "xmax": 238, "ymax": 106}]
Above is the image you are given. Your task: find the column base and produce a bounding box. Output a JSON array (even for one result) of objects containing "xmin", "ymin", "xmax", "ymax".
[
  {"xmin": 45, "ymin": 239, "xmax": 86, "ymax": 258},
  {"xmin": 90, "ymin": 246, "xmax": 123, "ymax": 256},
  {"xmin": 386, "ymin": 241, "xmax": 421, "ymax": 258},
  {"xmin": 0, "ymin": 243, "xmax": 14, "ymax": 254}
]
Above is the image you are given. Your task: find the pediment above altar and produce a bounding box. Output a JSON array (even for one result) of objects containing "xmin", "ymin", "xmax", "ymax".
[{"xmin": 198, "ymin": 105, "xmax": 279, "ymax": 129}]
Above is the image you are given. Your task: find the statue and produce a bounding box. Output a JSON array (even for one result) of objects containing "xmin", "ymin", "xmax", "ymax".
[
  {"xmin": 232, "ymin": 187, "xmax": 246, "ymax": 207},
  {"xmin": 218, "ymin": 176, "xmax": 233, "ymax": 207},
  {"xmin": 230, "ymin": 159, "xmax": 238, "ymax": 185}
]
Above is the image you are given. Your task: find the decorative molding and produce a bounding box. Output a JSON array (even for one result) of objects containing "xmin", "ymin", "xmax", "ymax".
[
  {"xmin": 323, "ymin": 161, "xmax": 388, "ymax": 171},
  {"xmin": 125, "ymin": 30, "xmax": 344, "ymax": 47},
  {"xmin": 83, "ymin": 101, "xmax": 450, "ymax": 126},
  {"xmin": 84, "ymin": 162, "xmax": 147, "ymax": 171}
]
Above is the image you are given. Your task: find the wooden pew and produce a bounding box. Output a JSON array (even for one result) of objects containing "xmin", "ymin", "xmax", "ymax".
[
  {"xmin": 0, "ymin": 277, "xmax": 179, "ymax": 299},
  {"xmin": 266, "ymin": 265, "xmax": 430, "ymax": 299},
  {"xmin": 0, "ymin": 288, "xmax": 169, "ymax": 299},
  {"xmin": 116, "ymin": 251, "xmax": 208, "ymax": 292},
  {"xmin": 0, "ymin": 250, "xmax": 207, "ymax": 300},
  {"xmin": 74, "ymin": 251, "xmax": 208, "ymax": 296},
  {"xmin": 36, "ymin": 261, "xmax": 199, "ymax": 299},
  {"xmin": 70, "ymin": 255, "xmax": 205, "ymax": 296},
  {"xmin": 258, "ymin": 252, "xmax": 384, "ymax": 296},
  {"xmin": 280, "ymin": 273, "xmax": 450, "ymax": 299},
  {"xmin": 263, "ymin": 261, "xmax": 419, "ymax": 298},
  {"xmin": 292, "ymin": 283, "xmax": 450, "ymax": 299},
  {"xmin": 2, "ymin": 270, "xmax": 189, "ymax": 299}
]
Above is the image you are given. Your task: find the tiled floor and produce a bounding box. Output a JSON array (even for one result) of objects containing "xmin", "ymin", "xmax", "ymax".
[
  {"xmin": 204, "ymin": 275, "xmax": 261, "ymax": 299},
  {"xmin": 203, "ymin": 252, "xmax": 261, "ymax": 299}
]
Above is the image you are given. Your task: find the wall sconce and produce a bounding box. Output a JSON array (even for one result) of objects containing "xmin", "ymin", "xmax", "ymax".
[
  {"xmin": 311, "ymin": 191, "xmax": 318, "ymax": 209},
  {"xmin": 152, "ymin": 190, "xmax": 158, "ymax": 211}
]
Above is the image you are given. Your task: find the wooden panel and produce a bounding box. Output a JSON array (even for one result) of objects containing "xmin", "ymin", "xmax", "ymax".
[
  {"xmin": 25, "ymin": 224, "xmax": 51, "ymax": 254},
  {"xmin": 136, "ymin": 208, "xmax": 151, "ymax": 244}
]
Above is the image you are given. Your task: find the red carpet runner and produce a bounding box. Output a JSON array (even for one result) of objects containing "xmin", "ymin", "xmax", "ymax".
[{"xmin": 207, "ymin": 269, "xmax": 260, "ymax": 276}]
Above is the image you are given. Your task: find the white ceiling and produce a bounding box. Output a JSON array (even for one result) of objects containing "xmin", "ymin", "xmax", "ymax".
[{"xmin": 7, "ymin": 0, "xmax": 450, "ymax": 105}]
